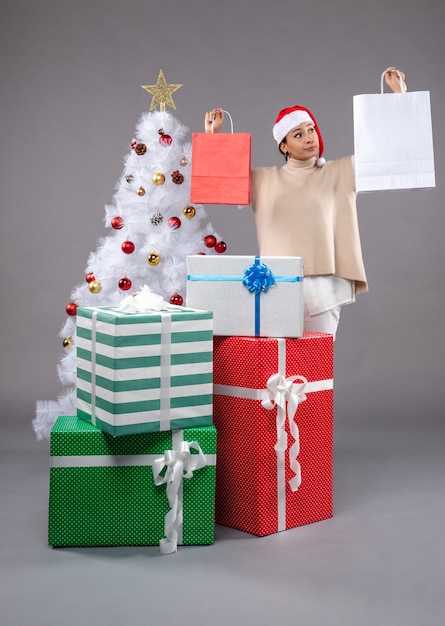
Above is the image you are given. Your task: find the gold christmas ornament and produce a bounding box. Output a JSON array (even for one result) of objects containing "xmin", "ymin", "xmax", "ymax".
[
  {"xmin": 147, "ymin": 252, "xmax": 161, "ymax": 266},
  {"xmin": 137, "ymin": 186, "xmax": 146, "ymax": 196},
  {"xmin": 141, "ymin": 69, "xmax": 183, "ymax": 112},
  {"xmin": 183, "ymin": 205, "xmax": 196, "ymax": 218},
  {"xmin": 180, "ymin": 156, "xmax": 188, "ymax": 166},
  {"xmin": 152, "ymin": 172, "xmax": 165, "ymax": 185},
  {"xmin": 62, "ymin": 337, "xmax": 73, "ymax": 349},
  {"xmin": 88, "ymin": 280, "xmax": 102, "ymax": 294}
]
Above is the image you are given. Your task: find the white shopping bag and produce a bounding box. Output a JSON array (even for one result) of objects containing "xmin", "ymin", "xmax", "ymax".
[{"xmin": 353, "ymin": 72, "xmax": 435, "ymax": 192}]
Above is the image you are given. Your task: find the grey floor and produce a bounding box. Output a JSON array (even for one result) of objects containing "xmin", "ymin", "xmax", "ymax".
[{"xmin": 1, "ymin": 415, "xmax": 444, "ymax": 626}]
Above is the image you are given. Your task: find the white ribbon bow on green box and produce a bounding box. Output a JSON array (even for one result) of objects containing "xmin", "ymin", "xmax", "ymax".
[{"xmin": 152, "ymin": 438, "xmax": 207, "ymax": 555}]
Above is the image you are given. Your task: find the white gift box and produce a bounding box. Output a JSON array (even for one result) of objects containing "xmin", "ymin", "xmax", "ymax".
[{"xmin": 186, "ymin": 255, "xmax": 303, "ymax": 338}]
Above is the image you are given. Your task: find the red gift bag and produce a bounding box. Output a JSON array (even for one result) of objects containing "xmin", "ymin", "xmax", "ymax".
[{"xmin": 191, "ymin": 111, "xmax": 251, "ymax": 205}]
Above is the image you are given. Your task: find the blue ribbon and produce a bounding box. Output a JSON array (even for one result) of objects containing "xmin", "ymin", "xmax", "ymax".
[
  {"xmin": 187, "ymin": 256, "xmax": 302, "ymax": 336},
  {"xmin": 243, "ymin": 258, "xmax": 274, "ymax": 336}
]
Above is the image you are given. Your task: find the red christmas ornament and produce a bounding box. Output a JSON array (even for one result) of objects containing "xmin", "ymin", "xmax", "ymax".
[
  {"xmin": 118, "ymin": 277, "xmax": 132, "ymax": 291},
  {"xmin": 159, "ymin": 134, "xmax": 172, "ymax": 146},
  {"xmin": 111, "ymin": 216, "xmax": 124, "ymax": 230},
  {"xmin": 85, "ymin": 272, "xmax": 95, "ymax": 283},
  {"xmin": 66, "ymin": 302, "xmax": 77, "ymax": 316},
  {"xmin": 170, "ymin": 293, "xmax": 183, "ymax": 306},
  {"xmin": 215, "ymin": 240, "xmax": 227, "ymax": 253},
  {"xmin": 168, "ymin": 216, "xmax": 181, "ymax": 229},
  {"xmin": 204, "ymin": 235, "xmax": 217, "ymax": 248},
  {"xmin": 121, "ymin": 241, "xmax": 135, "ymax": 254}
]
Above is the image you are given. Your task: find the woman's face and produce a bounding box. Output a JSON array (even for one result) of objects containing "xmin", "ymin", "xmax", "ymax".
[{"xmin": 281, "ymin": 122, "xmax": 319, "ymax": 161}]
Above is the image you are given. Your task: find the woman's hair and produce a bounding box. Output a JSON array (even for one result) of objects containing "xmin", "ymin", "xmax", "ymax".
[{"xmin": 278, "ymin": 137, "xmax": 288, "ymax": 161}]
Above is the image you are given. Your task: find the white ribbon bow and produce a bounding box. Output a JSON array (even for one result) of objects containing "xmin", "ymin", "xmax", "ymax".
[
  {"xmin": 262, "ymin": 373, "xmax": 308, "ymax": 492},
  {"xmin": 119, "ymin": 285, "xmax": 168, "ymax": 312},
  {"xmin": 152, "ymin": 441, "xmax": 207, "ymax": 554}
]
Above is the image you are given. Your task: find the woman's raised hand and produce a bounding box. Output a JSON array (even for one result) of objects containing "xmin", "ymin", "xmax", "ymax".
[
  {"xmin": 204, "ymin": 108, "xmax": 225, "ymax": 133},
  {"xmin": 384, "ymin": 67, "xmax": 407, "ymax": 93}
]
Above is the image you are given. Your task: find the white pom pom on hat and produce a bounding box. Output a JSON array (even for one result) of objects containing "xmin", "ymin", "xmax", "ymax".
[{"xmin": 273, "ymin": 104, "xmax": 326, "ymax": 167}]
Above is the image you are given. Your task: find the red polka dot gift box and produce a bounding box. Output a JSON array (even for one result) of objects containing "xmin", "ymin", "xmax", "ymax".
[
  {"xmin": 213, "ymin": 333, "xmax": 333, "ymax": 536},
  {"xmin": 48, "ymin": 416, "xmax": 216, "ymax": 553}
]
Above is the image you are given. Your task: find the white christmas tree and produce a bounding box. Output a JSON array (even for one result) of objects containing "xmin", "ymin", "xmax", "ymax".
[{"xmin": 34, "ymin": 70, "xmax": 227, "ymax": 440}]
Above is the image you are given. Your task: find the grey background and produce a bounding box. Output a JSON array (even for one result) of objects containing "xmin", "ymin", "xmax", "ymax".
[
  {"xmin": 1, "ymin": 0, "xmax": 444, "ymax": 427},
  {"xmin": 1, "ymin": 1, "xmax": 444, "ymax": 624}
]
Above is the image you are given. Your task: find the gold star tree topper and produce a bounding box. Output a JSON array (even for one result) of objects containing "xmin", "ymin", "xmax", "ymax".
[{"xmin": 141, "ymin": 69, "xmax": 183, "ymax": 112}]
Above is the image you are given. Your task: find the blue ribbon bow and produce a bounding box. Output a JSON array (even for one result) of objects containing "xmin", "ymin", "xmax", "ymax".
[{"xmin": 242, "ymin": 260, "xmax": 276, "ymax": 294}]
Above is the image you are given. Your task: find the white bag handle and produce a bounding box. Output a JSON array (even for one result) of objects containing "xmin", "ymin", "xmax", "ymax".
[
  {"xmin": 380, "ymin": 70, "xmax": 404, "ymax": 94},
  {"xmin": 210, "ymin": 109, "xmax": 234, "ymax": 133}
]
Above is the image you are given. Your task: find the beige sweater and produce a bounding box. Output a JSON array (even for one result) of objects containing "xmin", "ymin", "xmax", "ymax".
[{"xmin": 251, "ymin": 155, "xmax": 368, "ymax": 295}]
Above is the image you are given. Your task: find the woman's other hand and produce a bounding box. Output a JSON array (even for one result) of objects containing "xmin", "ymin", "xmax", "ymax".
[
  {"xmin": 204, "ymin": 108, "xmax": 225, "ymax": 133},
  {"xmin": 384, "ymin": 67, "xmax": 407, "ymax": 93}
]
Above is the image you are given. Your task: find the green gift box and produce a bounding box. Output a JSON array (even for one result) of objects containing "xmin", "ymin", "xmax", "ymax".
[
  {"xmin": 48, "ymin": 416, "xmax": 217, "ymax": 552},
  {"xmin": 76, "ymin": 305, "xmax": 213, "ymax": 436}
]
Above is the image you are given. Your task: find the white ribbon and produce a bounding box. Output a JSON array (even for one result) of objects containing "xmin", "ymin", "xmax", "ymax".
[
  {"xmin": 119, "ymin": 285, "xmax": 168, "ymax": 313},
  {"xmin": 261, "ymin": 372, "xmax": 307, "ymax": 493},
  {"xmin": 90, "ymin": 311, "xmax": 98, "ymax": 426},
  {"xmin": 152, "ymin": 439, "xmax": 207, "ymax": 555},
  {"xmin": 158, "ymin": 313, "xmax": 172, "ymax": 431}
]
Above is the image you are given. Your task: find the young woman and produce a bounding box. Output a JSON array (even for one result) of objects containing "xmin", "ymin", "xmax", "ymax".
[{"xmin": 204, "ymin": 67, "xmax": 407, "ymax": 338}]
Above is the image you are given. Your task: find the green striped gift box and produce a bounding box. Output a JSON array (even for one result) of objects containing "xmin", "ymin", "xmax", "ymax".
[
  {"xmin": 48, "ymin": 416, "xmax": 216, "ymax": 548},
  {"xmin": 76, "ymin": 305, "xmax": 213, "ymax": 436}
]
